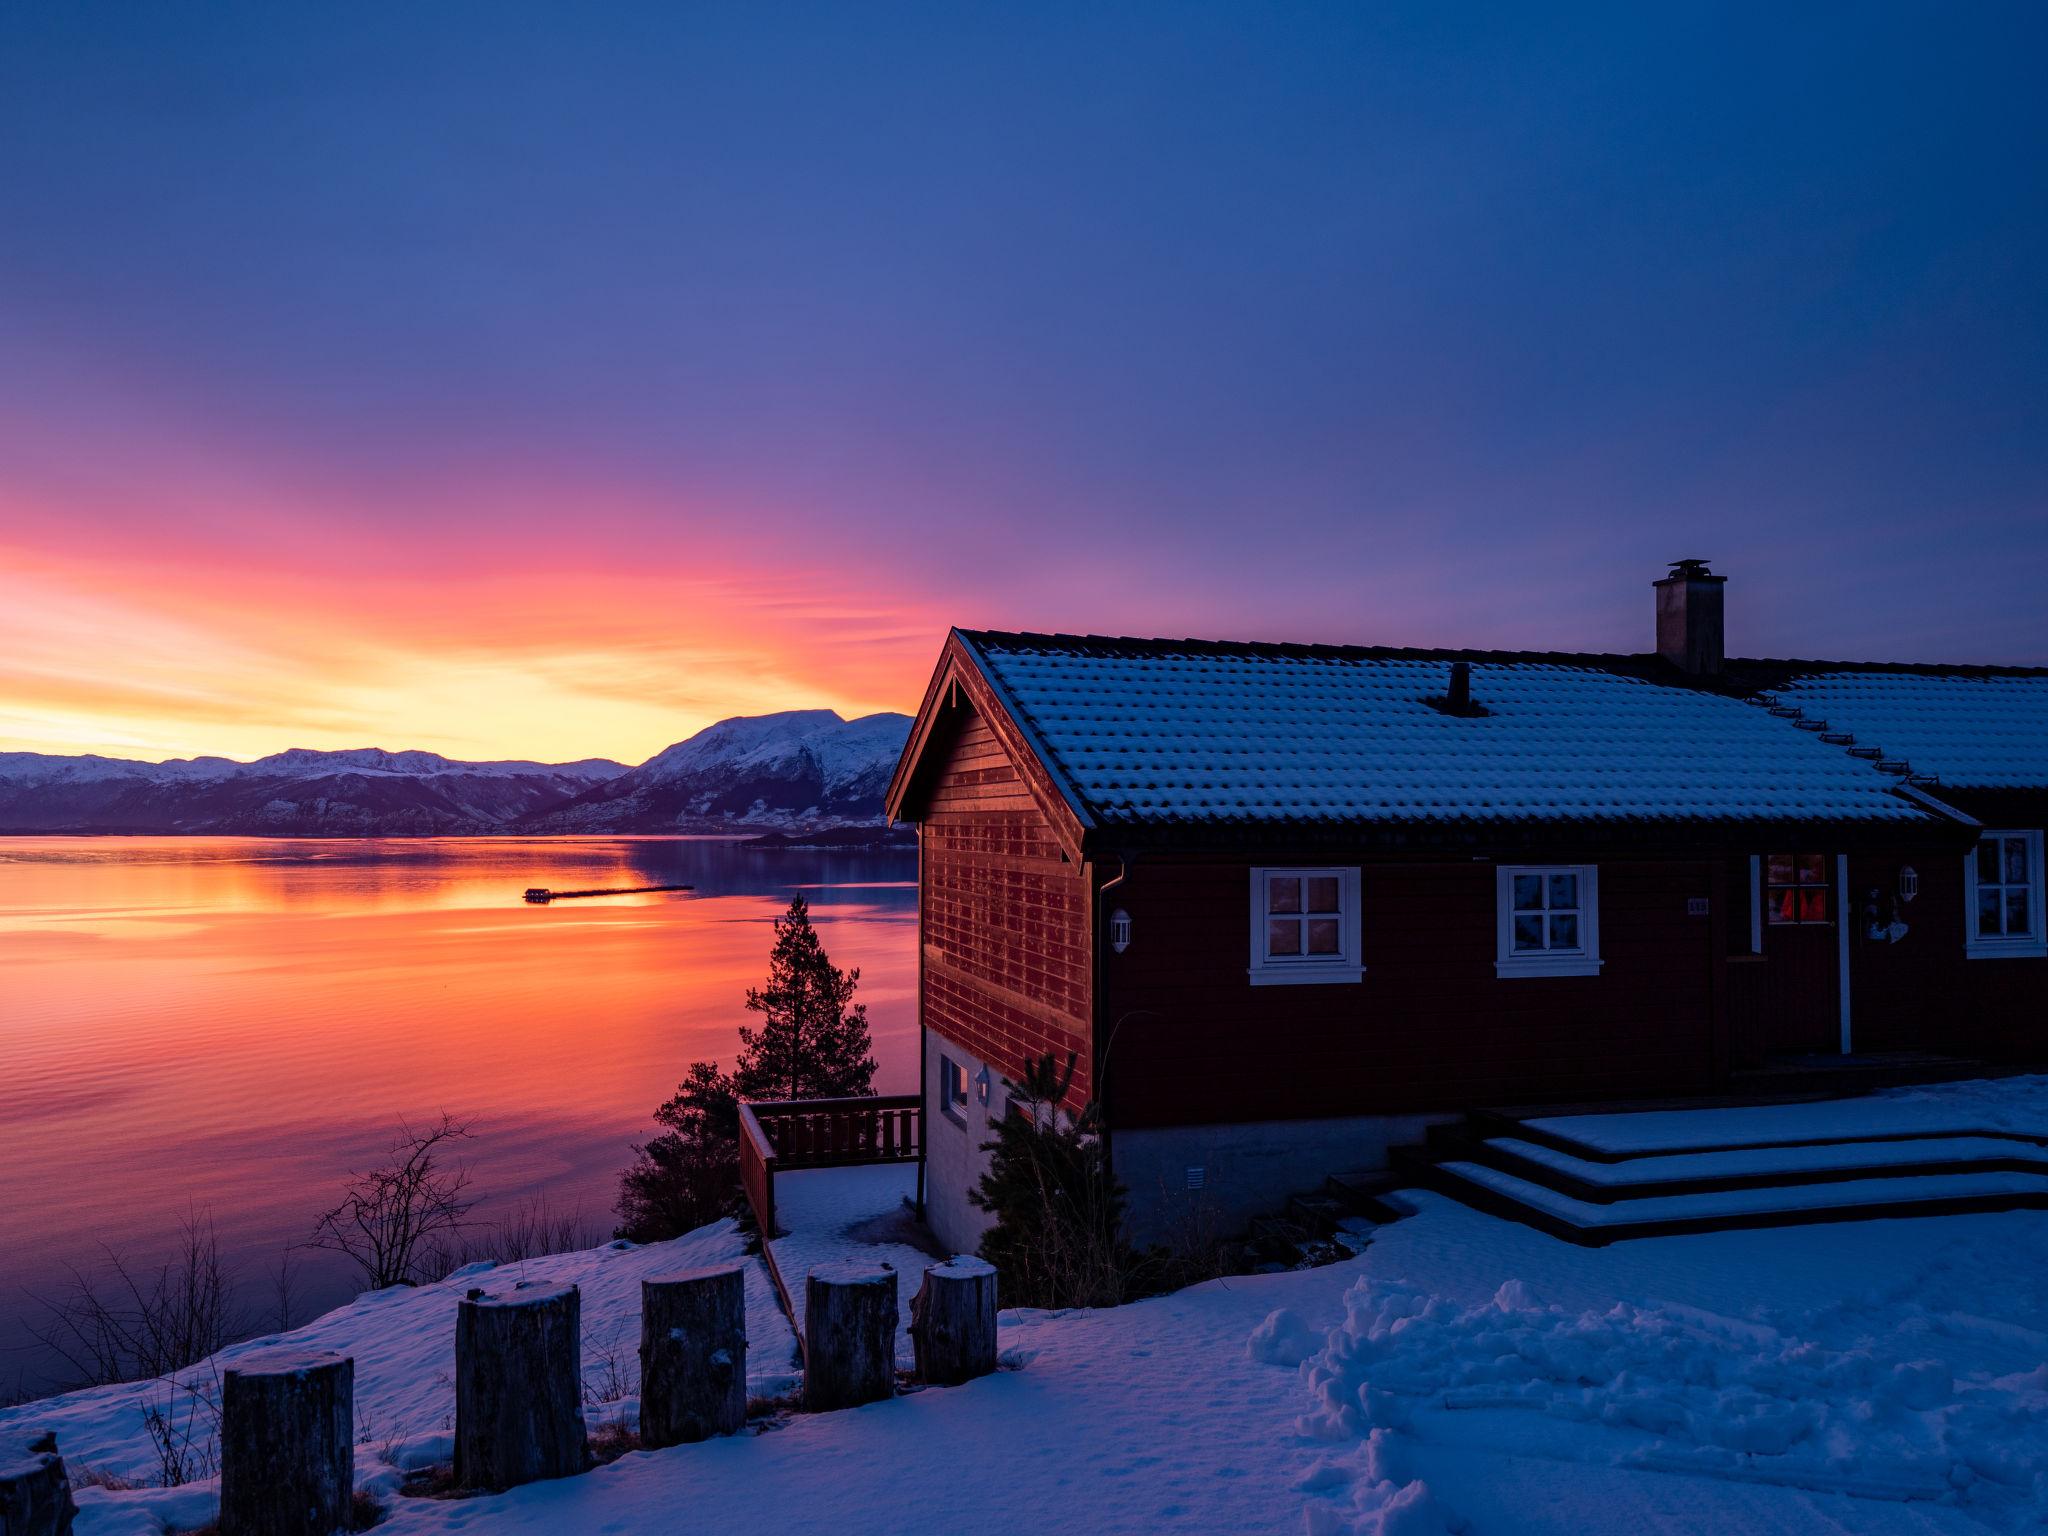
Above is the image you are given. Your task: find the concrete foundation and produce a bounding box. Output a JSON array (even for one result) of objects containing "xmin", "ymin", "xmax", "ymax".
[
  {"xmin": 922, "ymin": 1033, "xmax": 1003, "ymax": 1256},
  {"xmin": 1111, "ymin": 1113, "xmax": 1450, "ymax": 1245}
]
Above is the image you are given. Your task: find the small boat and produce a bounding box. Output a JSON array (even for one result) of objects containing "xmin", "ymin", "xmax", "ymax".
[{"xmin": 523, "ymin": 883, "xmax": 692, "ymax": 904}]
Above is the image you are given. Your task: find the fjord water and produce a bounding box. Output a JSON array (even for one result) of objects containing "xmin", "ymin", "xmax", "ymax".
[{"xmin": 0, "ymin": 836, "xmax": 915, "ymax": 1392}]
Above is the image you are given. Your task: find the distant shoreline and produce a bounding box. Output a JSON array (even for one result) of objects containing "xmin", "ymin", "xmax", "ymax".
[{"xmin": 0, "ymin": 825, "xmax": 917, "ymax": 848}]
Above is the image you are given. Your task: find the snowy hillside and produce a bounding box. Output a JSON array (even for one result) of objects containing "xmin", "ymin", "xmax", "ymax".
[
  {"xmin": 0, "ymin": 748, "xmax": 627, "ymax": 836},
  {"xmin": 516, "ymin": 710, "xmax": 911, "ymax": 833},
  {"xmin": 12, "ymin": 1077, "xmax": 2048, "ymax": 1536}
]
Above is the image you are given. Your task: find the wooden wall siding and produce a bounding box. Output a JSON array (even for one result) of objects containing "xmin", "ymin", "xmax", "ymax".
[
  {"xmin": 1098, "ymin": 857, "xmax": 1722, "ymax": 1128},
  {"xmin": 921, "ymin": 709, "xmax": 1093, "ymax": 1112},
  {"xmin": 1848, "ymin": 847, "xmax": 2048, "ymax": 1060}
]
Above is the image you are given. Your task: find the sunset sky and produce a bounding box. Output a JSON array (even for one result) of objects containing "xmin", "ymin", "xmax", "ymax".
[{"xmin": 3, "ymin": 3, "xmax": 2045, "ymax": 765}]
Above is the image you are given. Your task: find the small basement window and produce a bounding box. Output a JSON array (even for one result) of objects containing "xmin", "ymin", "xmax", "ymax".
[
  {"xmin": 1496, "ymin": 866, "xmax": 1602, "ymax": 978},
  {"xmin": 939, "ymin": 1055, "xmax": 969, "ymax": 1122},
  {"xmin": 1764, "ymin": 853, "xmax": 1831, "ymax": 924},
  {"xmin": 1248, "ymin": 867, "xmax": 1362, "ymax": 985},
  {"xmin": 1966, "ymin": 830, "xmax": 2045, "ymax": 959}
]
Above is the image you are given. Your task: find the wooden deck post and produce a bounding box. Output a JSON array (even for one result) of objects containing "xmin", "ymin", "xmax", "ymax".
[
  {"xmin": 639, "ymin": 1266, "xmax": 748, "ymax": 1446},
  {"xmin": 218, "ymin": 1351, "xmax": 353, "ymax": 1536},
  {"xmin": 909, "ymin": 1257, "xmax": 998, "ymax": 1386},
  {"xmin": 0, "ymin": 1432, "xmax": 78, "ymax": 1536},
  {"xmin": 454, "ymin": 1282, "xmax": 590, "ymax": 1491},
  {"xmin": 803, "ymin": 1262, "xmax": 897, "ymax": 1411}
]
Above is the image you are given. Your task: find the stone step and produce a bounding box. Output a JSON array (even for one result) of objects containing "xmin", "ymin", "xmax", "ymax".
[
  {"xmin": 1428, "ymin": 1158, "xmax": 2048, "ymax": 1247},
  {"xmin": 1471, "ymin": 1132, "xmax": 2048, "ymax": 1205}
]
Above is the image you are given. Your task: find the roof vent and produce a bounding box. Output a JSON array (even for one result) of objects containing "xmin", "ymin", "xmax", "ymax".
[{"xmin": 1425, "ymin": 660, "xmax": 1493, "ymax": 718}]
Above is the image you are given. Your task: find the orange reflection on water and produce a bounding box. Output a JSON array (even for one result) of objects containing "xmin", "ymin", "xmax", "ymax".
[{"xmin": 0, "ymin": 837, "xmax": 916, "ymax": 1376}]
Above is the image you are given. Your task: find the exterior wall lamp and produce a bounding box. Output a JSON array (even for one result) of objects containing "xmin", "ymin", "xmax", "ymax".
[
  {"xmin": 1898, "ymin": 866, "xmax": 1919, "ymax": 902},
  {"xmin": 1110, "ymin": 907, "xmax": 1132, "ymax": 954}
]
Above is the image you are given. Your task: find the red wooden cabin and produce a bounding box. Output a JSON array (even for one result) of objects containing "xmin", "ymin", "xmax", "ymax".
[{"xmin": 884, "ymin": 562, "xmax": 2048, "ymax": 1247}]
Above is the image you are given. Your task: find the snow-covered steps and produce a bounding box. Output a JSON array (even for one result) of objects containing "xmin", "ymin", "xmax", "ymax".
[
  {"xmin": 1408, "ymin": 1094, "xmax": 2048, "ymax": 1244},
  {"xmin": 1434, "ymin": 1160, "xmax": 2048, "ymax": 1244},
  {"xmin": 1480, "ymin": 1133, "xmax": 2048, "ymax": 1202}
]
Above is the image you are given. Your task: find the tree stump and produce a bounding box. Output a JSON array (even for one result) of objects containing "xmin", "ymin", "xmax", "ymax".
[
  {"xmin": 218, "ymin": 1351, "xmax": 353, "ymax": 1536},
  {"xmin": 909, "ymin": 1256, "xmax": 998, "ymax": 1386},
  {"xmin": 802, "ymin": 1262, "xmax": 897, "ymax": 1412},
  {"xmin": 0, "ymin": 1432, "xmax": 77, "ymax": 1536},
  {"xmin": 454, "ymin": 1282, "xmax": 590, "ymax": 1491},
  {"xmin": 639, "ymin": 1265, "xmax": 747, "ymax": 1447}
]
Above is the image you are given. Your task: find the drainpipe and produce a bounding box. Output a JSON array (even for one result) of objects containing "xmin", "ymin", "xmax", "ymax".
[{"xmin": 1094, "ymin": 855, "xmax": 1130, "ymax": 1176}]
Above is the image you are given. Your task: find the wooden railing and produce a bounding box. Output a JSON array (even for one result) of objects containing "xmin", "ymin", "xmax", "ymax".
[{"xmin": 738, "ymin": 1094, "xmax": 922, "ymax": 1244}]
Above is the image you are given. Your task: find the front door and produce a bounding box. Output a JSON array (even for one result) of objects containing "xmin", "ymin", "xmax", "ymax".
[{"xmin": 1755, "ymin": 851, "xmax": 1841, "ymax": 1054}]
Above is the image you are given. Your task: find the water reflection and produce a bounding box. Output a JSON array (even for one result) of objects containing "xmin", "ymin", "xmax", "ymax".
[{"xmin": 0, "ymin": 837, "xmax": 916, "ymax": 1389}]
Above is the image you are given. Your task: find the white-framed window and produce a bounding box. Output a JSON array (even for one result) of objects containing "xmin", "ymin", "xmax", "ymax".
[
  {"xmin": 1965, "ymin": 830, "xmax": 2045, "ymax": 959},
  {"xmin": 1248, "ymin": 867, "xmax": 1362, "ymax": 985},
  {"xmin": 938, "ymin": 1055, "xmax": 969, "ymax": 1122},
  {"xmin": 1496, "ymin": 865, "xmax": 1602, "ymax": 978}
]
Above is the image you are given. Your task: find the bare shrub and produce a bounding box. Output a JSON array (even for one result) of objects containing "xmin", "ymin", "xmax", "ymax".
[
  {"xmin": 140, "ymin": 1371, "xmax": 220, "ymax": 1487},
  {"xmin": 581, "ymin": 1323, "xmax": 635, "ymax": 1408},
  {"xmin": 418, "ymin": 1191, "xmax": 599, "ymax": 1280},
  {"xmin": 310, "ymin": 1115, "xmax": 477, "ymax": 1289},
  {"xmin": 586, "ymin": 1418, "xmax": 639, "ymax": 1465},
  {"xmin": 268, "ymin": 1243, "xmax": 303, "ymax": 1333},
  {"xmin": 31, "ymin": 1209, "xmax": 243, "ymax": 1388}
]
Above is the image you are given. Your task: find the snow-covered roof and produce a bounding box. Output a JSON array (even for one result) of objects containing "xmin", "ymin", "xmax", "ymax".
[
  {"xmin": 1755, "ymin": 670, "xmax": 2048, "ymax": 790},
  {"xmin": 957, "ymin": 632, "xmax": 1935, "ymax": 829}
]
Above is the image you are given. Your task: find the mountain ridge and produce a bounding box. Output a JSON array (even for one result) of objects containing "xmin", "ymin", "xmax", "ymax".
[{"xmin": 0, "ymin": 710, "xmax": 913, "ymax": 837}]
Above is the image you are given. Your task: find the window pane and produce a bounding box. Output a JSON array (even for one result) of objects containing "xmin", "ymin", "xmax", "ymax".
[
  {"xmin": 1268, "ymin": 876, "xmax": 1301, "ymax": 914},
  {"xmin": 1549, "ymin": 912, "xmax": 1580, "ymax": 951},
  {"xmin": 2005, "ymin": 839, "xmax": 2030, "ymax": 885},
  {"xmin": 1978, "ymin": 840, "xmax": 2002, "ymax": 884},
  {"xmin": 1797, "ymin": 854, "xmax": 1826, "ymax": 884},
  {"xmin": 1512, "ymin": 874, "xmax": 1544, "ymax": 910},
  {"xmin": 1547, "ymin": 872, "xmax": 1578, "ymax": 910},
  {"xmin": 1513, "ymin": 913, "xmax": 1545, "ymax": 951},
  {"xmin": 1305, "ymin": 876, "xmax": 1341, "ymax": 914},
  {"xmin": 1268, "ymin": 917, "xmax": 1301, "ymax": 956},
  {"xmin": 1798, "ymin": 888, "xmax": 1828, "ymax": 923},
  {"xmin": 1766, "ymin": 854, "xmax": 1794, "ymax": 885},
  {"xmin": 1306, "ymin": 917, "xmax": 1341, "ymax": 955},
  {"xmin": 1978, "ymin": 886, "xmax": 2003, "ymax": 936},
  {"xmin": 1769, "ymin": 890, "xmax": 1796, "ymax": 924},
  {"xmin": 2007, "ymin": 889, "xmax": 2031, "ymax": 935}
]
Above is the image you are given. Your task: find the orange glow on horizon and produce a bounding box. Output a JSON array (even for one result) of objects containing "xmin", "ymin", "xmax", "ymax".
[{"xmin": 1, "ymin": 534, "xmax": 945, "ymax": 765}]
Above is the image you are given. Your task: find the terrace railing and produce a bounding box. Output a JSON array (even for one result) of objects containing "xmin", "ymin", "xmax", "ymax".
[{"xmin": 738, "ymin": 1094, "xmax": 923, "ymax": 1247}]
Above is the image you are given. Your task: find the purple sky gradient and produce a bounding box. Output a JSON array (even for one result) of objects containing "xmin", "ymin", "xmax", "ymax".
[{"xmin": 1, "ymin": 2, "xmax": 2044, "ymax": 760}]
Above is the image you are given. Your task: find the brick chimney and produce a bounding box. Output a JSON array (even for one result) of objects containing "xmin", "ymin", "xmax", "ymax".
[{"xmin": 1654, "ymin": 559, "xmax": 1726, "ymax": 675}]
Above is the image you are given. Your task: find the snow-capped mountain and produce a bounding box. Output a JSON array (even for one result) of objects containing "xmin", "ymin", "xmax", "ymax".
[
  {"xmin": 515, "ymin": 710, "xmax": 912, "ymax": 833},
  {"xmin": 0, "ymin": 749, "xmax": 629, "ymax": 836},
  {"xmin": 0, "ymin": 710, "xmax": 914, "ymax": 836}
]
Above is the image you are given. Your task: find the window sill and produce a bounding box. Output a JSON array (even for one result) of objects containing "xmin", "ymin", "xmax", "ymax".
[
  {"xmin": 1248, "ymin": 964, "xmax": 1365, "ymax": 987},
  {"xmin": 1965, "ymin": 939, "xmax": 2047, "ymax": 961},
  {"xmin": 1495, "ymin": 955, "xmax": 1604, "ymax": 979},
  {"xmin": 940, "ymin": 1104, "xmax": 969, "ymax": 1128}
]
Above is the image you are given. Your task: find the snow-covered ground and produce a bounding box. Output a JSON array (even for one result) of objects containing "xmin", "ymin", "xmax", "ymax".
[
  {"xmin": 9, "ymin": 1079, "xmax": 2048, "ymax": 1536},
  {"xmin": 768, "ymin": 1163, "xmax": 939, "ymax": 1368}
]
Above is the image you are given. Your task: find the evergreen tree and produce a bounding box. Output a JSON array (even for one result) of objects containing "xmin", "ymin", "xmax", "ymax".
[
  {"xmin": 614, "ymin": 1062, "xmax": 739, "ymax": 1242},
  {"xmin": 969, "ymin": 1052, "xmax": 1131, "ymax": 1308},
  {"xmin": 614, "ymin": 893, "xmax": 876, "ymax": 1241},
  {"xmin": 731, "ymin": 893, "xmax": 878, "ymax": 1102}
]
